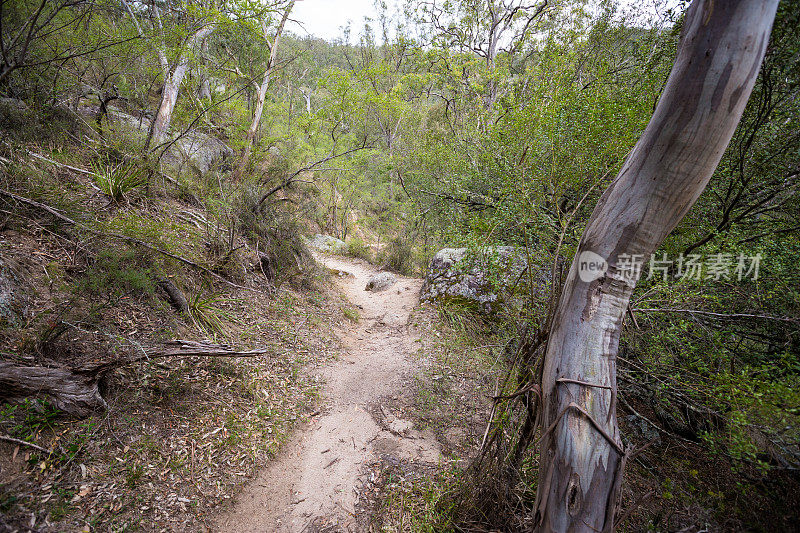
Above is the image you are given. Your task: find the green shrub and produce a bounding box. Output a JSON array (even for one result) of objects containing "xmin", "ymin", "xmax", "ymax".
[
  {"xmin": 77, "ymin": 247, "xmax": 154, "ymax": 298},
  {"xmin": 231, "ymin": 183, "xmax": 318, "ymax": 290},
  {"xmin": 342, "ymin": 307, "xmax": 360, "ymax": 322},
  {"xmin": 344, "ymin": 238, "xmax": 373, "ymax": 262},
  {"xmin": 378, "ymin": 237, "xmax": 416, "ymax": 276},
  {"xmin": 187, "ymin": 290, "xmax": 241, "ymax": 339}
]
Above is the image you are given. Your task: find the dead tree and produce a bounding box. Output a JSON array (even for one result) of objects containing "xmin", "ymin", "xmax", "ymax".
[{"xmin": 532, "ymin": 1, "xmax": 778, "ymax": 531}]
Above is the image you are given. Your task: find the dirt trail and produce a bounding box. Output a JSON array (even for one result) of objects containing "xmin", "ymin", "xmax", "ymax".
[{"xmin": 216, "ymin": 255, "xmax": 440, "ymax": 532}]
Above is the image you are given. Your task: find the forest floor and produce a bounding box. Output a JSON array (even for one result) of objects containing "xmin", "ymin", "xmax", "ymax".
[{"xmin": 214, "ymin": 254, "xmax": 444, "ymax": 532}]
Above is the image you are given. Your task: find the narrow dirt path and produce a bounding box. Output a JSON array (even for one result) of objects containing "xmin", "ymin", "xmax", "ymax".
[{"xmin": 215, "ymin": 255, "xmax": 440, "ymax": 532}]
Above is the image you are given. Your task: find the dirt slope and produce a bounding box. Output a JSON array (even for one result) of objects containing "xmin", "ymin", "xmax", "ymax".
[{"xmin": 215, "ymin": 254, "xmax": 440, "ymax": 532}]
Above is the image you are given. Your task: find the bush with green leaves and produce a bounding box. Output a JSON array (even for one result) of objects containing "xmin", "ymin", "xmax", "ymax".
[
  {"xmin": 187, "ymin": 289, "xmax": 241, "ymax": 339},
  {"xmin": 77, "ymin": 247, "xmax": 154, "ymax": 299},
  {"xmin": 344, "ymin": 238, "xmax": 373, "ymax": 262},
  {"xmin": 377, "ymin": 237, "xmax": 417, "ymax": 276}
]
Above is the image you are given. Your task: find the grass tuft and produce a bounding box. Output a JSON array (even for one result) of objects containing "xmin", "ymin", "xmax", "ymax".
[
  {"xmin": 92, "ymin": 160, "xmax": 147, "ymax": 203},
  {"xmin": 187, "ymin": 290, "xmax": 242, "ymax": 339}
]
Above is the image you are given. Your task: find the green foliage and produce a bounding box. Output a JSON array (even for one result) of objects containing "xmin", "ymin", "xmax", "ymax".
[
  {"xmin": 0, "ymin": 399, "xmax": 60, "ymax": 442},
  {"xmin": 187, "ymin": 290, "xmax": 241, "ymax": 339},
  {"xmin": 344, "ymin": 238, "xmax": 373, "ymax": 262},
  {"xmin": 377, "ymin": 236, "xmax": 417, "ymax": 276},
  {"xmin": 77, "ymin": 247, "xmax": 155, "ymax": 299},
  {"xmin": 375, "ymin": 466, "xmax": 462, "ymax": 532},
  {"xmin": 342, "ymin": 307, "xmax": 360, "ymax": 323},
  {"xmin": 91, "ymin": 160, "xmax": 148, "ymax": 203}
]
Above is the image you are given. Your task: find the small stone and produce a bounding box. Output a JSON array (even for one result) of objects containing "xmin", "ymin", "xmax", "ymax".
[{"xmin": 365, "ymin": 272, "xmax": 397, "ymax": 292}]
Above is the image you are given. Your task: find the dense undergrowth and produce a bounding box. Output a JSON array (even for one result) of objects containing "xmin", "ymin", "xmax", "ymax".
[{"xmin": 1, "ymin": 0, "xmax": 799, "ymax": 531}]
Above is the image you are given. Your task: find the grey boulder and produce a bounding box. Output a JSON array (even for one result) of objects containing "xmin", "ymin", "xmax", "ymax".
[
  {"xmin": 419, "ymin": 247, "xmax": 531, "ymax": 313},
  {"xmin": 0, "ymin": 258, "xmax": 29, "ymax": 328},
  {"xmin": 306, "ymin": 234, "xmax": 346, "ymax": 253},
  {"xmin": 79, "ymin": 103, "xmax": 232, "ymax": 176},
  {"xmin": 365, "ymin": 272, "xmax": 397, "ymax": 292},
  {"xmin": 160, "ymin": 129, "xmax": 233, "ymax": 176}
]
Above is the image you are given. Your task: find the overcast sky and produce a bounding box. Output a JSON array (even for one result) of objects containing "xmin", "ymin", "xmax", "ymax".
[
  {"xmin": 286, "ymin": 0, "xmax": 384, "ymax": 41},
  {"xmin": 284, "ymin": 0, "xmax": 679, "ymax": 42}
]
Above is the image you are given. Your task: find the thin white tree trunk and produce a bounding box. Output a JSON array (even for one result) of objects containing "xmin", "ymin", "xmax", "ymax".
[
  {"xmin": 199, "ymin": 37, "xmax": 212, "ymax": 100},
  {"xmin": 533, "ymin": 1, "xmax": 778, "ymax": 531},
  {"xmin": 234, "ymin": 1, "xmax": 294, "ymax": 180},
  {"xmin": 300, "ymin": 88, "xmax": 312, "ymax": 113},
  {"xmin": 145, "ymin": 23, "xmax": 216, "ymax": 151}
]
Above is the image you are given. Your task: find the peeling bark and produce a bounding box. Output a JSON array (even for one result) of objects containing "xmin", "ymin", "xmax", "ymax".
[
  {"xmin": 0, "ymin": 362, "xmax": 107, "ymax": 417},
  {"xmin": 533, "ymin": 1, "xmax": 778, "ymax": 531}
]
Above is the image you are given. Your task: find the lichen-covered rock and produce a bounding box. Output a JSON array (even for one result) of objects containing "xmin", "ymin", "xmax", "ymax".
[
  {"xmin": 365, "ymin": 272, "xmax": 397, "ymax": 292},
  {"xmin": 79, "ymin": 103, "xmax": 233, "ymax": 176},
  {"xmin": 0, "ymin": 258, "xmax": 29, "ymax": 328},
  {"xmin": 306, "ymin": 234, "xmax": 346, "ymax": 253},
  {"xmin": 419, "ymin": 247, "xmax": 530, "ymax": 313},
  {"xmin": 161, "ymin": 129, "xmax": 233, "ymax": 176}
]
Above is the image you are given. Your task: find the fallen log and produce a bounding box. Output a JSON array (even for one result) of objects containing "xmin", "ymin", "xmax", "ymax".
[
  {"xmin": 0, "ymin": 362, "xmax": 107, "ymax": 417},
  {"xmin": 158, "ymin": 278, "xmax": 190, "ymax": 313},
  {"xmin": 0, "ymin": 340, "xmax": 269, "ymax": 416}
]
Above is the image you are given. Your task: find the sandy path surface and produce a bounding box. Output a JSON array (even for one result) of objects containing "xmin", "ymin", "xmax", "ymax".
[{"xmin": 215, "ymin": 255, "xmax": 440, "ymax": 532}]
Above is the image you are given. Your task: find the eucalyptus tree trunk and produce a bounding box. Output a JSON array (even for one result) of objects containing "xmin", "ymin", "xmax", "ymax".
[
  {"xmin": 234, "ymin": 1, "xmax": 294, "ymax": 181},
  {"xmin": 199, "ymin": 37, "xmax": 213, "ymax": 101},
  {"xmin": 145, "ymin": 23, "xmax": 217, "ymax": 151},
  {"xmin": 533, "ymin": 1, "xmax": 778, "ymax": 531}
]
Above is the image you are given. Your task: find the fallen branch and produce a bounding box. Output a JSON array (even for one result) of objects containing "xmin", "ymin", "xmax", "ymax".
[
  {"xmin": 0, "ymin": 362, "xmax": 108, "ymax": 417},
  {"xmin": 139, "ymin": 339, "xmax": 268, "ymax": 361},
  {"xmin": 0, "ymin": 435, "xmax": 52, "ymax": 454},
  {"xmin": 158, "ymin": 277, "xmax": 189, "ymax": 313},
  {"xmin": 632, "ymin": 307, "xmax": 799, "ymax": 324},
  {"xmin": 25, "ymin": 150, "xmax": 102, "ymax": 179},
  {"xmin": 0, "ymin": 188, "xmax": 254, "ymax": 292}
]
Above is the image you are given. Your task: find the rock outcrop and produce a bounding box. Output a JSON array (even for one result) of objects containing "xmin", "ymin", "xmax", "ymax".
[
  {"xmin": 80, "ymin": 103, "xmax": 232, "ymax": 176},
  {"xmin": 419, "ymin": 247, "xmax": 532, "ymax": 313},
  {"xmin": 306, "ymin": 234, "xmax": 346, "ymax": 253},
  {"xmin": 0, "ymin": 258, "xmax": 29, "ymax": 327},
  {"xmin": 160, "ymin": 129, "xmax": 233, "ymax": 176}
]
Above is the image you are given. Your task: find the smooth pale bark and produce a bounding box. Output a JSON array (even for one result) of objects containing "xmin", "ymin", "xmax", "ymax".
[
  {"xmin": 533, "ymin": 1, "xmax": 778, "ymax": 531},
  {"xmin": 300, "ymin": 88, "xmax": 312, "ymax": 113},
  {"xmin": 199, "ymin": 37, "xmax": 213, "ymax": 101},
  {"xmin": 234, "ymin": 1, "xmax": 295, "ymax": 180},
  {"xmin": 145, "ymin": 23, "xmax": 216, "ymax": 151}
]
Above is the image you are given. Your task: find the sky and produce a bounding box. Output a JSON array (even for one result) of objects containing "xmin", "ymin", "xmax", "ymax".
[
  {"xmin": 286, "ymin": 0, "xmax": 384, "ymax": 42},
  {"xmin": 284, "ymin": 0, "xmax": 680, "ymax": 42}
]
